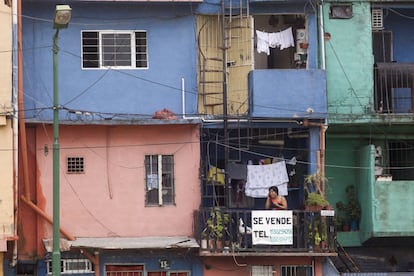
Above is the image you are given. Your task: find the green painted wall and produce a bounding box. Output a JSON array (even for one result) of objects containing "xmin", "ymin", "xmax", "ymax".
[
  {"xmin": 374, "ymin": 181, "xmax": 414, "ymax": 236},
  {"xmin": 324, "ymin": 2, "xmax": 374, "ymax": 123}
]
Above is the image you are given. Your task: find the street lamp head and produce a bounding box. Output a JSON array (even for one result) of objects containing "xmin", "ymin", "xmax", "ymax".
[{"xmin": 54, "ymin": 4, "xmax": 72, "ymax": 29}]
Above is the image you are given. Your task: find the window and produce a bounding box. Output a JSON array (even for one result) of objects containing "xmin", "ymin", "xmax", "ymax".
[
  {"xmin": 145, "ymin": 155, "xmax": 175, "ymax": 206},
  {"xmin": 82, "ymin": 31, "xmax": 148, "ymax": 69},
  {"xmin": 388, "ymin": 141, "xmax": 414, "ymax": 180},
  {"xmin": 251, "ymin": 266, "xmax": 274, "ymax": 276},
  {"xmin": 105, "ymin": 264, "xmax": 144, "ymax": 276},
  {"xmin": 47, "ymin": 259, "xmax": 94, "ymax": 274},
  {"xmin": 67, "ymin": 157, "xmax": 85, "ymax": 173},
  {"xmin": 148, "ymin": 272, "xmax": 190, "ymax": 276},
  {"xmin": 280, "ymin": 265, "xmax": 313, "ymax": 276},
  {"xmin": 374, "ymin": 62, "xmax": 414, "ymax": 114}
]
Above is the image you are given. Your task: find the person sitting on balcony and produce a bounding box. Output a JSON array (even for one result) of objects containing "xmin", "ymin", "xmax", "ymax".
[{"xmin": 265, "ymin": 186, "xmax": 288, "ymax": 210}]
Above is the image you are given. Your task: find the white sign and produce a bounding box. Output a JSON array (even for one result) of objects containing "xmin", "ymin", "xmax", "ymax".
[{"xmin": 251, "ymin": 210, "xmax": 293, "ymax": 245}]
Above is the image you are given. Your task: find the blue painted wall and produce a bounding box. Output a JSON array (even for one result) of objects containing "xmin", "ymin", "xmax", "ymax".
[
  {"xmin": 22, "ymin": 0, "xmax": 322, "ymax": 122},
  {"xmin": 22, "ymin": 1, "xmax": 199, "ymax": 121},
  {"xmin": 100, "ymin": 251, "xmax": 203, "ymax": 276},
  {"xmin": 384, "ymin": 8, "xmax": 414, "ymax": 62},
  {"xmin": 249, "ymin": 69, "xmax": 327, "ymax": 119}
]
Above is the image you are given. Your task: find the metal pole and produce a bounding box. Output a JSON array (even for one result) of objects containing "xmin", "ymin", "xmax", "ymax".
[
  {"xmin": 221, "ymin": 0, "xmax": 229, "ymax": 208},
  {"xmin": 52, "ymin": 28, "xmax": 61, "ymax": 276}
]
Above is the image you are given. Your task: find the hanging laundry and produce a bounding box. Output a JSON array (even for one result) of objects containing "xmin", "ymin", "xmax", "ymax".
[
  {"xmin": 256, "ymin": 30, "xmax": 270, "ymax": 55},
  {"xmin": 279, "ymin": 27, "xmax": 295, "ymax": 50},
  {"xmin": 256, "ymin": 27, "xmax": 295, "ymax": 55},
  {"xmin": 245, "ymin": 161, "xmax": 289, "ymax": 197}
]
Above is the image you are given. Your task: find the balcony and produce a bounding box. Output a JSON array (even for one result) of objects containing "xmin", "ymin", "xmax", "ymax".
[
  {"xmin": 374, "ymin": 63, "xmax": 414, "ymax": 114},
  {"xmin": 248, "ymin": 69, "xmax": 327, "ymax": 119},
  {"xmin": 194, "ymin": 208, "xmax": 337, "ymax": 256}
]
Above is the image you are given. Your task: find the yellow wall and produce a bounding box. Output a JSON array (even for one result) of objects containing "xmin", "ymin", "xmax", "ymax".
[
  {"xmin": 0, "ymin": 1, "xmax": 14, "ymax": 246},
  {"xmin": 197, "ymin": 16, "xmax": 252, "ymax": 115}
]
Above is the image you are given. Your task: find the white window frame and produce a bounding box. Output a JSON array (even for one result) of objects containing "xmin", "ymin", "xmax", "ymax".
[
  {"xmin": 251, "ymin": 265, "xmax": 274, "ymax": 276},
  {"xmin": 81, "ymin": 30, "xmax": 148, "ymax": 70},
  {"xmin": 145, "ymin": 154, "xmax": 175, "ymax": 206},
  {"xmin": 46, "ymin": 259, "xmax": 94, "ymax": 274}
]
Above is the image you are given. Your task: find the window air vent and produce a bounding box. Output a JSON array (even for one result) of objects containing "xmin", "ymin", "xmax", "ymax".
[
  {"xmin": 67, "ymin": 156, "xmax": 85, "ymax": 173},
  {"xmin": 372, "ymin": 9, "xmax": 384, "ymax": 30}
]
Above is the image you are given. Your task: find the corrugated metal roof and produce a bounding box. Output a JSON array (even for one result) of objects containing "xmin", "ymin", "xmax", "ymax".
[{"xmin": 43, "ymin": 237, "xmax": 199, "ymax": 252}]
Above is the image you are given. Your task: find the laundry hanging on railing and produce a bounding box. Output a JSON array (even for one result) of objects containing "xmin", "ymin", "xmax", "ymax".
[
  {"xmin": 256, "ymin": 27, "xmax": 295, "ymax": 55},
  {"xmin": 245, "ymin": 161, "xmax": 289, "ymax": 197}
]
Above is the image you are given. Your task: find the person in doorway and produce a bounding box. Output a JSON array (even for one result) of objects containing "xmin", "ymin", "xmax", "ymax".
[{"xmin": 265, "ymin": 186, "xmax": 288, "ymax": 210}]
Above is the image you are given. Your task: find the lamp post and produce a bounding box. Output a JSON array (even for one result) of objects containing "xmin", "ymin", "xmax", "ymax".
[{"xmin": 52, "ymin": 5, "xmax": 71, "ymax": 276}]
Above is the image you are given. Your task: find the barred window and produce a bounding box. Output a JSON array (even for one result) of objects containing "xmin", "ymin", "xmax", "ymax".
[
  {"xmin": 82, "ymin": 30, "xmax": 148, "ymax": 69},
  {"xmin": 105, "ymin": 264, "xmax": 144, "ymax": 276},
  {"xmin": 280, "ymin": 265, "xmax": 313, "ymax": 276}
]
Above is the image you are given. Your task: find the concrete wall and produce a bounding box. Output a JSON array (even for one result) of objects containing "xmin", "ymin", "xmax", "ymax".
[
  {"xmin": 22, "ymin": 1, "xmax": 198, "ymax": 121},
  {"xmin": 324, "ymin": 2, "xmax": 374, "ymax": 121},
  {"xmin": 21, "ymin": 124, "xmax": 200, "ymax": 248},
  {"xmin": 203, "ymin": 256, "xmax": 324, "ymax": 276}
]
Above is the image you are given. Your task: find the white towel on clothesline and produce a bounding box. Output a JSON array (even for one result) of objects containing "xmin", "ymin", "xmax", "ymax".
[{"xmin": 245, "ymin": 161, "xmax": 289, "ymax": 197}]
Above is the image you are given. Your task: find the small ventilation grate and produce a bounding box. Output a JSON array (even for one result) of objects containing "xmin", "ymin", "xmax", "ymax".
[
  {"xmin": 372, "ymin": 9, "xmax": 384, "ymax": 30},
  {"xmin": 67, "ymin": 157, "xmax": 85, "ymax": 173}
]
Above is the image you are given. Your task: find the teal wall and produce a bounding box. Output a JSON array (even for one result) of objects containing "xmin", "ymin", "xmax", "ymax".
[
  {"xmin": 325, "ymin": 137, "xmax": 360, "ymax": 206},
  {"xmin": 374, "ymin": 181, "xmax": 414, "ymax": 236},
  {"xmin": 324, "ymin": 2, "xmax": 374, "ymax": 123}
]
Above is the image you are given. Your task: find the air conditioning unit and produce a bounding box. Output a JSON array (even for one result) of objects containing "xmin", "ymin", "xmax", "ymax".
[{"xmin": 372, "ymin": 9, "xmax": 384, "ymax": 30}]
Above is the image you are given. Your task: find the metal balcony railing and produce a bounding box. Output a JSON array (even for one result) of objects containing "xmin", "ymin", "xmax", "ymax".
[
  {"xmin": 194, "ymin": 208, "xmax": 337, "ymax": 255},
  {"xmin": 374, "ymin": 63, "xmax": 414, "ymax": 114}
]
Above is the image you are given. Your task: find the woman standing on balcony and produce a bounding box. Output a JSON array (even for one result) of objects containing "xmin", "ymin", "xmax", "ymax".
[{"xmin": 265, "ymin": 186, "xmax": 288, "ymax": 210}]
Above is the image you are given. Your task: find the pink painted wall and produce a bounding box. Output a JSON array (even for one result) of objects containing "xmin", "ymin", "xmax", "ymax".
[
  {"xmin": 35, "ymin": 124, "xmax": 201, "ymax": 238},
  {"xmin": 203, "ymin": 256, "xmax": 323, "ymax": 276}
]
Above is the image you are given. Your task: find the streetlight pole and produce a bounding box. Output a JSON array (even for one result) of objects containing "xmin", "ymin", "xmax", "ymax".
[{"xmin": 52, "ymin": 5, "xmax": 71, "ymax": 276}]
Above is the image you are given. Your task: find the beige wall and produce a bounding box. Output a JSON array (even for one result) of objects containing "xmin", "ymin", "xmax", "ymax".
[{"xmin": 0, "ymin": 1, "xmax": 14, "ymax": 246}]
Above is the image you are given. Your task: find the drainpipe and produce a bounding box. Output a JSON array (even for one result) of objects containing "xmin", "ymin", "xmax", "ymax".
[
  {"xmin": 319, "ymin": 0, "xmax": 326, "ymax": 70},
  {"xmin": 20, "ymin": 196, "xmax": 75, "ymax": 241},
  {"xmin": 303, "ymin": 119, "xmax": 327, "ymax": 195},
  {"xmin": 181, "ymin": 77, "xmax": 201, "ymax": 120},
  {"xmin": 10, "ymin": 0, "xmax": 18, "ymax": 266}
]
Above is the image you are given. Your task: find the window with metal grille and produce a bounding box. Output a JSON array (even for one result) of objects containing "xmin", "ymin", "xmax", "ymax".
[
  {"xmin": 105, "ymin": 264, "xmax": 144, "ymax": 276},
  {"xmin": 67, "ymin": 157, "xmax": 85, "ymax": 173},
  {"xmin": 372, "ymin": 9, "xmax": 384, "ymax": 30},
  {"xmin": 251, "ymin": 265, "xmax": 274, "ymax": 276},
  {"xmin": 47, "ymin": 259, "xmax": 94, "ymax": 274},
  {"xmin": 145, "ymin": 155, "xmax": 175, "ymax": 206},
  {"xmin": 148, "ymin": 272, "xmax": 190, "ymax": 276},
  {"xmin": 82, "ymin": 30, "xmax": 148, "ymax": 69},
  {"xmin": 280, "ymin": 265, "xmax": 313, "ymax": 276},
  {"xmin": 388, "ymin": 141, "xmax": 414, "ymax": 180}
]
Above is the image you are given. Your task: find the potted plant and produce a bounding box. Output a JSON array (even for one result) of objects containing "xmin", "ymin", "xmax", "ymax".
[
  {"xmin": 305, "ymin": 192, "xmax": 330, "ymax": 211},
  {"xmin": 303, "ymin": 171, "xmax": 331, "ymax": 211},
  {"xmin": 336, "ymin": 185, "xmax": 361, "ymax": 231},
  {"xmin": 205, "ymin": 208, "xmax": 230, "ymax": 249}
]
